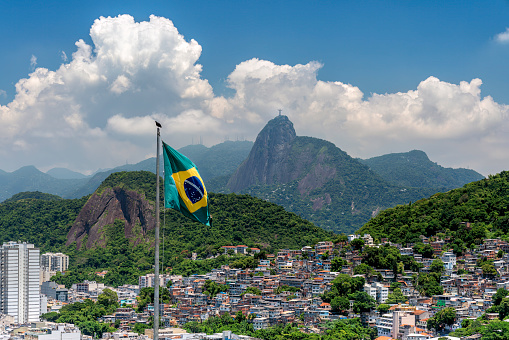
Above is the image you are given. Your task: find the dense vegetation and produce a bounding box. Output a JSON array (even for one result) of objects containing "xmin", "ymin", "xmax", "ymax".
[
  {"xmin": 0, "ymin": 195, "xmax": 88, "ymax": 252},
  {"xmin": 358, "ymin": 171, "xmax": 509, "ymax": 245},
  {"xmin": 3, "ymin": 191, "xmax": 63, "ymax": 203},
  {"xmin": 1, "ymin": 171, "xmax": 334, "ymax": 286},
  {"xmin": 360, "ymin": 150, "xmax": 484, "ymax": 190},
  {"xmin": 184, "ymin": 313, "xmax": 376, "ymax": 340}
]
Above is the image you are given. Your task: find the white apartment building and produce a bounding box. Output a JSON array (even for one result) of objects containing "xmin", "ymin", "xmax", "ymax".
[
  {"xmin": 441, "ymin": 252, "xmax": 457, "ymax": 271},
  {"xmin": 364, "ymin": 282, "xmax": 388, "ymax": 304},
  {"xmin": 0, "ymin": 241, "xmax": 41, "ymax": 323}
]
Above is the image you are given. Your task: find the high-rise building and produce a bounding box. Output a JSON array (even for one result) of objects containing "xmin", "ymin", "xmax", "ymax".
[
  {"xmin": 40, "ymin": 252, "xmax": 69, "ymax": 285},
  {"xmin": 40, "ymin": 252, "xmax": 69, "ymax": 272},
  {"xmin": 0, "ymin": 241, "xmax": 40, "ymax": 323}
]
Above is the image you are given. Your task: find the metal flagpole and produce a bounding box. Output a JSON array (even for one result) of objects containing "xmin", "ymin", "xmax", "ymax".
[{"xmin": 154, "ymin": 121, "xmax": 162, "ymax": 340}]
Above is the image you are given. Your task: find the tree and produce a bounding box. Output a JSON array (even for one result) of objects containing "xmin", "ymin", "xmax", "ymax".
[
  {"xmin": 430, "ymin": 259, "xmax": 445, "ymax": 276},
  {"xmin": 390, "ymin": 282, "xmax": 401, "ymax": 290},
  {"xmin": 331, "ymin": 257, "xmax": 347, "ymax": 272},
  {"xmin": 350, "ymin": 238, "xmax": 365, "ymax": 251},
  {"xmin": 97, "ymin": 288, "xmax": 119, "ymax": 313},
  {"xmin": 203, "ymin": 280, "xmax": 229, "ymax": 298},
  {"xmin": 331, "ymin": 274, "xmax": 365, "ymax": 297},
  {"xmin": 321, "ymin": 274, "xmax": 365, "ymax": 304},
  {"xmin": 242, "ymin": 287, "xmax": 261, "ymax": 296},
  {"xmin": 493, "ymin": 288, "xmax": 509, "ymax": 306},
  {"xmin": 254, "ymin": 250, "xmax": 267, "ymax": 260},
  {"xmin": 385, "ymin": 288, "xmax": 407, "ymax": 304},
  {"xmin": 499, "ymin": 298, "xmax": 509, "ymax": 320},
  {"xmin": 348, "ymin": 291, "xmax": 376, "ymax": 314},
  {"xmin": 427, "ymin": 307, "xmax": 456, "ymax": 333},
  {"xmin": 481, "ymin": 320, "xmax": 509, "ymax": 340},
  {"xmin": 377, "ymin": 304, "xmax": 390, "ymax": 314},
  {"xmin": 334, "ymin": 234, "xmax": 348, "ymax": 244},
  {"xmin": 482, "ymin": 262, "xmax": 498, "ymax": 277},
  {"xmin": 353, "ymin": 263, "xmax": 374, "ymax": 276},
  {"xmin": 330, "ymin": 296, "xmax": 350, "ymax": 315},
  {"xmin": 417, "ymin": 273, "xmax": 443, "ymax": 297},
  {"xmin": 414, "ymin": 243, "xmax": 434, "ymax": 258},
  {"xmin": 136, "ymin": 287, "xmax": 171, "ymax": 312}
]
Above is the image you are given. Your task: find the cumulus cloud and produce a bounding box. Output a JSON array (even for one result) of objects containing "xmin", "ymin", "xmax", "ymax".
[
  {"xmin": 61, "ymin": 51, "xmax": 68, "ymax": 62},
  {"xmin": 1, "ymin": 14, "xmax": 508, "ymax": 176},
  {"xmin": 495, "ymin": 28, "xmax": 509, "ymax": 43},
  {"xmin": 217, "ymin": 58, "xmax": 509, "ymax": 175},
  {"xmin": 0, "ymin": 15, "xmax": 218, "ymax": 172}
]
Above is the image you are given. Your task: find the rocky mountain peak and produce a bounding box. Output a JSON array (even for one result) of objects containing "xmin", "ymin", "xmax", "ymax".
[
  {"xmin": 66, "ymin": 186, "xmax": 155, "ymax": 250},
  {"xmin": 227, "ymin": 115, "xmax": 297, "ymax": 192}
]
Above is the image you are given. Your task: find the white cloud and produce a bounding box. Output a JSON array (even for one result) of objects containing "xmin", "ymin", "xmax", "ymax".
[
  {"xmin": 0, "ymin": 15, "xmax": 218, "ymax": 172},
  {"xmin": 495, "ymin": 28, "xmax": 509, "ymax": 43},
  {"xmin": 30, "ymin": 55, "xmax": 37, "ymax": 70},
  {"xmin": 218, "ymin": 59, "xmax": 509, "ymax": 175},
  {"xmin": 0, "ymin": 14, "xmax": 508, "ymax": 177},
  {"xmin": 61, "ymin": 51, "xmax": 68, "ymax": 62}
]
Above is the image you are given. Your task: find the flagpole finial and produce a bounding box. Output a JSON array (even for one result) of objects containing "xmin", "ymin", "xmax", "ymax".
[{"xmin": 155, "ymin": 121, "xmax": 162, "ymax": 128}]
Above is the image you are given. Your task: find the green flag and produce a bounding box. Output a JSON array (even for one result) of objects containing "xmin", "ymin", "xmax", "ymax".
[{"xmin": 162, "ymin": 141, "xmax": 211, "ymax": 226}]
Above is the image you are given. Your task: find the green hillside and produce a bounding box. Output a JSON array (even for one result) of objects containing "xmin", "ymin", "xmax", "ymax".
[
  {"xmin": 360, "ymin": 150, "xmax": 484, "ymax": 190},
  {"xmin": 0, "ymin": 196, "xmax": 88, "ymax": 252},
  {"xmin": 4, "ymin": 191, "xmax": 63, "ymax": 203},
  {"xmin": 358, "ymin": 171, "xmax": 509, "ymax": 246},
  {"xmin": 0, "ymin": 171, "xmax": 333, "ymax": 286}
]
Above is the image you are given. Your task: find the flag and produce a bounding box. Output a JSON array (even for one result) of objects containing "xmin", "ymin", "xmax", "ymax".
[{"xmin": 162, "ymin": 141, "xmax": 211, "ymax": 226}]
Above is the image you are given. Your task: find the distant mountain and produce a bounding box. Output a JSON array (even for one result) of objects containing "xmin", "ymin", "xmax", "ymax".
[
  {"xmin": 0, "ymin": 166, "xmax": 88, "ymax": 203},
  {"xmin": 359, "ymin": 150, "xmax": 484, "ymax": 190},
  {"xmin": 226, "ymin": 115, "xmax": 438, "ymax": 234},
  {"xmin": 179, "ymin": 141, "xmax": 253, "ymax": 181},
  {"xmin": 0, "ymin": 141, "xmax": 252, "ymax": 202},
  {"xmin": 46, "ymin": 167, "xmax": 88, "ymax": 179}
]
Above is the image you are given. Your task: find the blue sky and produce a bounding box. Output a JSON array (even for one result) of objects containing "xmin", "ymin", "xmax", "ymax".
[{"xmin": 1, "ymin": 0, "xmax": 508, "ymax": 175}]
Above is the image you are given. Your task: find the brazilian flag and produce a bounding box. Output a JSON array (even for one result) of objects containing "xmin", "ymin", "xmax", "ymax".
[{"xmin": 162, "ymin": 141, "xmax": 211, "ymax": 226}]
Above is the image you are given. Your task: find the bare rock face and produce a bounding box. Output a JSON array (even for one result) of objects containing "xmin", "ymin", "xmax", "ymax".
[
  {"xmin": 66, "ymin": 187, "xmax": 155, "ymax": 250},
  {"xmin": 227, "ymin": 115, "xmax": 297, "ymax": 192}
]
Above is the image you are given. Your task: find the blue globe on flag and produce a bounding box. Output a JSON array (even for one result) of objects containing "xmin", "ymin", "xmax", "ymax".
[{"xmin": 183, "ymin": 176, "xmax": 205, "ymax": 203}]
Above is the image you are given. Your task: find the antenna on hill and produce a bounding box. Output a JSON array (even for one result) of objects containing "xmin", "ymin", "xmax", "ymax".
[{"xmin": 278, "ymin": 109, "xmax": 282, "ymax": 116}]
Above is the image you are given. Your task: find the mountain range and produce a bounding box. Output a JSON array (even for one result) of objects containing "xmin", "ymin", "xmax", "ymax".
[
  {"xmin": 0, "ymin": 141, "xmax": 253, "ymax": 203},
  {"xmin": 222, "ymin": 116, "xmax": 444, "ymax": 233},
  {"xmin": 1, "ymin": 116, "xmax": 485, "ymax": 233}
]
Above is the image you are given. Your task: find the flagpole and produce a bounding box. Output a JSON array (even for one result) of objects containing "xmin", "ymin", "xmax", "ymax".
[{"xmin": 154, "ymin": 121, "xmax": 161, "ymax": 340}]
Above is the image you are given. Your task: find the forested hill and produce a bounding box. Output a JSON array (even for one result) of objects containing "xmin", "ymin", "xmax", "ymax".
[
  {"xmin": 358, "ymin": 171, "xmax": 509, "ymax": 247},
  {"xmin": 1, "ymin": 171, "xmax": 334, "ymax": 285},
  {"xmin": 360, "ymin": 150, "xmax": 484, "ymax": 190}
]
